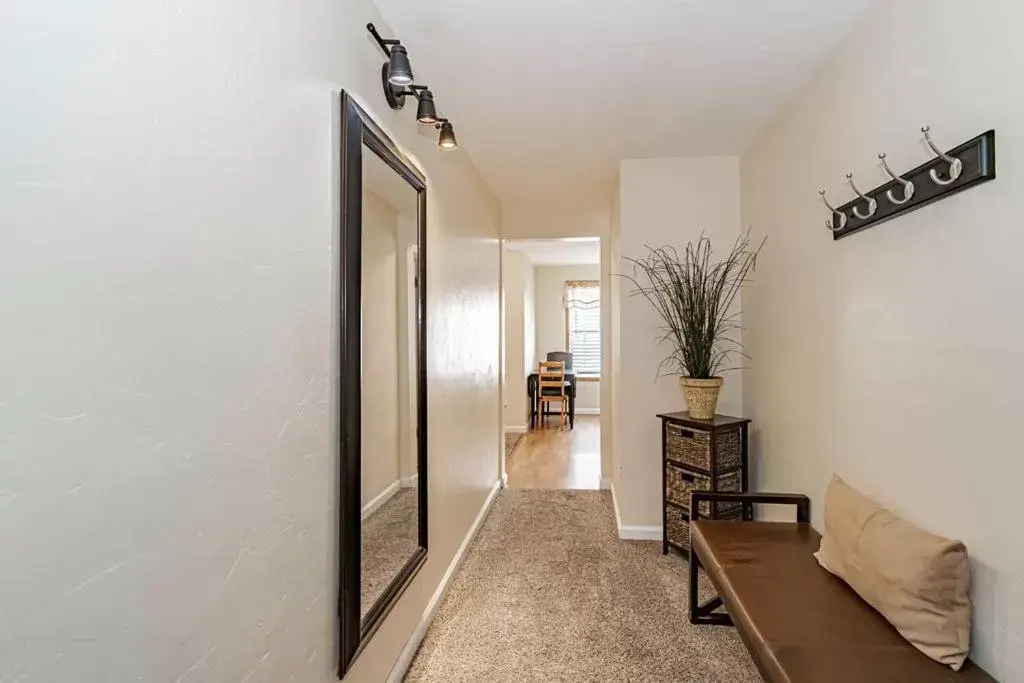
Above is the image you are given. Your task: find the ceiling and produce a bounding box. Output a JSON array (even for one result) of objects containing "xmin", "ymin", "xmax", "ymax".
[
  {"xmin": 373, "ymin": 0, "xmax": 876, "ymax": 214},
  {"xmin": 505, "ymin": 238, "xmax": 600, "ymax": 266}
]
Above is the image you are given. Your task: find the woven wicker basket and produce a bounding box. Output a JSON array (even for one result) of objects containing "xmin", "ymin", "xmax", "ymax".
[
  {"xmin": 666, "ymin": 505, "xmax": 691, "ymax": 552},
  {"xmin": 680, "ymin": 377, "xmax": 723, "ymax": 420},
  {"xmin": 666, "ymin": 465, "xmax": 743, "ymax": 516},
  {"xmin": 665, "ymin": 424, "xmax": 742, "ymax": 471}
]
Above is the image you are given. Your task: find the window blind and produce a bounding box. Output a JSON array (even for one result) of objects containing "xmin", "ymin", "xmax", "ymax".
[{"xmin": 565, "ymin": 281, "xmax": 601, "ymax": 376}]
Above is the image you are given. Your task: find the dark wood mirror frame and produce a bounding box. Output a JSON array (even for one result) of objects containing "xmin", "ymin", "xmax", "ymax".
[{"xmin": 337, "ymin": 90, "xmax": 428, "ymax": 679}]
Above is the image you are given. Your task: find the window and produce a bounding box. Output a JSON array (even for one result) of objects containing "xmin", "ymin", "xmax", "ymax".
[{"xmin": 565, "ymin": 280, "xmax": 601, "ymax": 377}]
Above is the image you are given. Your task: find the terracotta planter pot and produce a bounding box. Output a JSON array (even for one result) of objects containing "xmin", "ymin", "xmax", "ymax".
[{"xmin": 679, "ymin": 377, "xmax": 723, "ymax": 420}]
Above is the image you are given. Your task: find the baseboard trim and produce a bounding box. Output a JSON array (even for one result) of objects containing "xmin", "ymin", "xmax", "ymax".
[
  {"xmin": 362, "ymin": 480, "xmax": 400, "ymax": 520},
  {"xmin": 609, "ymin": 482, "xmax": 662, "ymax": 541},
  {"xmin": 504, "ymin": 425, "xmax": 528, "ymax": 434},
  {"xmin": 401, "ymin": 472, "xmax": 419, "ymax": 488},
  {"xmin": 618, "ymin": 524, "xmax": 663, "ymax": 541},
  {"xmin": 599, "ymin": 477, "xmax": 612, "ymax": 491},
  {"xmin": 574, "ymin": 408, "xmax": 600, "ymax": 416},
  {"xmin": 610, "ymin": 481, "xmax": 623, "ymax": 531},
  {"xmin": 386, "ymin": 478, "xmax": 502, "ymax": 683}
]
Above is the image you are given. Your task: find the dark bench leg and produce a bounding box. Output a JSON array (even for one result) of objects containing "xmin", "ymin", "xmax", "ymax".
[{"xmin": 689, "ymin": 544, "xmax": 733, "ymax": 626}]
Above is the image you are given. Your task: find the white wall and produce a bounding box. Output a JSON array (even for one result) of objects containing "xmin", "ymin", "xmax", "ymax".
[
  {"xmin": 604, "ymin": 187, "xmax": 622, "ymax": 492},
  {"xmin": 395, "ymin": 217, "xmax": 418, "ymax": 485},
  {"xmin": 501, "ymin": 249, "xmax": 535, "ymax": 431},
  {"xmin": 617, "ymin": 156, "xmax": 743, "ymax": 529},
  {"xmin": 741, "ymin": 2, "xmax": 1022, "ymax": 678},
  {"xmin": 534, "ymin": 264, "xmax": 601, "ymax": 412},
  {"xmin": 361, "ymin": 191, "xmax": 400, "ymax": 505},
  {"xmin": 523, "ymin": 259, "xmax": 537, "ymax": 396},
  {"xmin": 0, "ymin": 3, "xmax": 500, "ymax": 682}
]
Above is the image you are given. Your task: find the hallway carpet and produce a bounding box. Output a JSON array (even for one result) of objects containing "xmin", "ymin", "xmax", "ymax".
[{"xmin": 405, "ymin": 490, "xmax": 760, "ymax": 682}]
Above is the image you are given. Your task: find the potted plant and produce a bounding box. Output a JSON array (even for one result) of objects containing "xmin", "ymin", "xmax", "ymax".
[{"xmin": 623, "ymin": 231, "xmax": 763, "ymax": 420}]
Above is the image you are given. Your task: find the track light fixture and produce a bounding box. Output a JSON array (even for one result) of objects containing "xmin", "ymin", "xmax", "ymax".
[
  {"xmin": 436, "ymin": 119, "xmax": 457, "ymax": 150},
  {"xmin": 367, "ymin": 23, "xmax": 456, "ymax": 152}
]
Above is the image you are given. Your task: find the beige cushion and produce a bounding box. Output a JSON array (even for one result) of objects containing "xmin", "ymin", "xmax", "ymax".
[{"xmin": 814, "ymin": 475, "xmax": 972, "ymax": 670}]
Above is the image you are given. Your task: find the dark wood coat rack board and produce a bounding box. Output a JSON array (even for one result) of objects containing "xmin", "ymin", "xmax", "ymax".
[{"xmin": 828, "ymin": 130, "xmax": 996, "ymax": 240}]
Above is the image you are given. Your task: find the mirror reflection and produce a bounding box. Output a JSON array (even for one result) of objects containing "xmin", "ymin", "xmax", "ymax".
[{"xmin": 360, "ymin": 145, "xmax": 421, "ymax": 621}]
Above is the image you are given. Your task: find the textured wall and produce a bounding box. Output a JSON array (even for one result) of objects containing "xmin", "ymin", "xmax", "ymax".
[
  {"xmin": 0, "ymin": 2, "xmax": 500, "ymax": 682},
  {"xmin": 604, "ymin": 188, "xmax": 622, "ymax": 491},
  {"xmin": 741, "ymin": 1, "xmax": 1023, "ymax": 678},
  {"xmin": 501, "ymin": 249, "xmax": 534, "ymax": 430},
  {"xmin": 617, "ymin": 156, "xmax": 743, "ymax": 529},
  {"xmin": 523, "ymin": 259, "xmax": 537, "ymax": 401}
]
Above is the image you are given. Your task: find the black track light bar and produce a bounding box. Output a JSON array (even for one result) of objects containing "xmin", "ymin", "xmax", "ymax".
[
  {"xmin": 395, "ymin": 84, "xmax": 430, "ymax": 97},
  {"xmin": 367, "ymin": 23, "xmax": 401, "ymax": 54}
]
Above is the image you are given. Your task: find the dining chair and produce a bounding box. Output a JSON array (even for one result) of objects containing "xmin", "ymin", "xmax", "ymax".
[{"xmin": 537, "ymin": 361, "xmax": 568, "ymax": 430}]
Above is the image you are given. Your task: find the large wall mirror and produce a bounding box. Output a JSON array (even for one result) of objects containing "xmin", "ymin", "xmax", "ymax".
[{"xmin": 338, "ymin": 91, "xmax": 427, "ymax": 678}]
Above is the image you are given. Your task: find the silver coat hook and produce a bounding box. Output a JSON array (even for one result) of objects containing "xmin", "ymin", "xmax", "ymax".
[
  {"xmin": 846, "ymin": 173, "xmax": 878, "ymax": 220},
  {"xmin": 819, "ymin": 189, "xmax": 847, "ymax": 232},
  {"xmin": 878, "ymin": 153, "xmax": 915, "ymax": 205},
  {"xmin": 922, "ymin": 126, "xmax": 963, "ymax": 186}
]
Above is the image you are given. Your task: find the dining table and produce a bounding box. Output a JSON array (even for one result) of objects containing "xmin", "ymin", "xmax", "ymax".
[{"xmin": 526, "ymin": 369, "xmax": 577, "ymax": 429}]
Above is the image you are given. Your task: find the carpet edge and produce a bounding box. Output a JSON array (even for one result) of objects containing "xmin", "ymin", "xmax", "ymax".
[{"xmin": 386, "ymin": 478, "xmax": 503, "ymax": 683}]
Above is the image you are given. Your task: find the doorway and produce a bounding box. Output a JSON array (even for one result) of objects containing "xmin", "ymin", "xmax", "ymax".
[{"xmin": 500, "ymin": 237, "xmax": 602, "ymax": 490}]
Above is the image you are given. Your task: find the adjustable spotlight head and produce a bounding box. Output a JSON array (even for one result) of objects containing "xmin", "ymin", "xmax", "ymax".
[
  {"xmin": 368, "ymin": 23, "xmax": 415, "ymax": 107},
  {"xmin": 436, "ymin": 119, "xmax": 457, "ymax": 150},
  {"xmin": 386, "ymin": 45, "xmax": 413, "ymax": 86},
  {"xmin": 382, "ymin": 82, "xmax": 435, "ymax": 118},
  {"xmin": 415, "ymin": 89, "xmax": 438, "ymax": 124}
]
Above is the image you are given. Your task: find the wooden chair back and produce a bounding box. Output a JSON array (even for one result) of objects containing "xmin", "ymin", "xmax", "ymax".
[
  {"xmin": 538, "ymin": 361, "xmax": 566, "ymax": 396},
  {"xmin": 537, "ymin": 360, "xmax": 568, "ymax": 429}
]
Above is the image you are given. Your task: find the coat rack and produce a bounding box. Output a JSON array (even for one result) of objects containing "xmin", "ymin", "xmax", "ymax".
[{"xmin": 820, "ymin": 127, "xmax": 996, "ymax": 240}]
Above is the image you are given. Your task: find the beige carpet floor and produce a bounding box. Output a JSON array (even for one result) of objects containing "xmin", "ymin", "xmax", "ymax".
[{"xmin": 405, "ymin": 489, "xmax": 760, "ymax": 682}]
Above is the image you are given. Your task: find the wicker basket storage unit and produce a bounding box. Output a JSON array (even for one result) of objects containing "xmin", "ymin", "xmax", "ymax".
[{"xmin": 658, "ymin": 412, "xmax": 751, "ymax": 556}]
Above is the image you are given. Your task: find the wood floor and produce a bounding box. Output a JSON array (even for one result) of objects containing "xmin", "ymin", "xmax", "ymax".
[{"xmin": 506, "ymin": 415, "xmax": 600, "ymax": 490}]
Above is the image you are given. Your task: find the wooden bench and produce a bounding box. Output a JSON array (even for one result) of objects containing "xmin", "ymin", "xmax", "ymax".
[{"xmin": 688, "ymin": 492, "xmax": 996, "ymax": 683}]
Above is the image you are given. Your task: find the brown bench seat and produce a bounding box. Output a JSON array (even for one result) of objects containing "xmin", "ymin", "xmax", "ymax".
[{"xmin": 688, "ymin": 492, "xmax": 996, "ymax": 683}]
